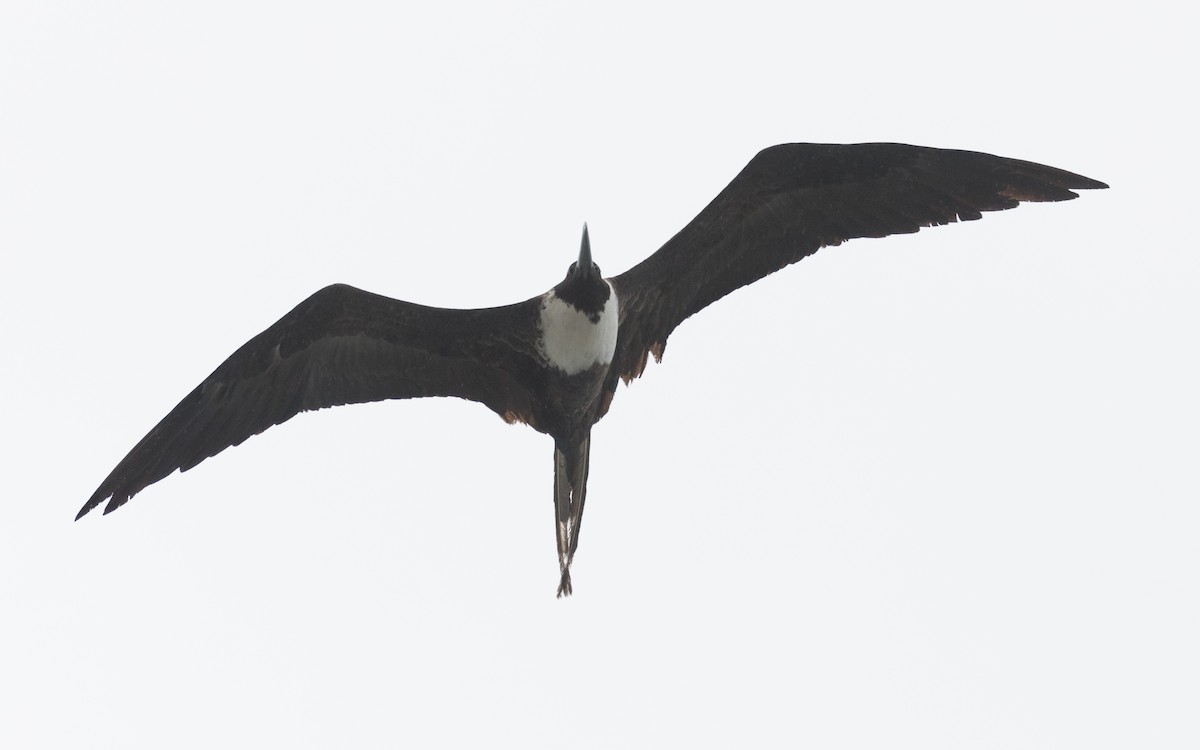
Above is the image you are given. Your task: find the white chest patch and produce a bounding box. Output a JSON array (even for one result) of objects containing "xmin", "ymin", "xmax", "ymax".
[{"xmin": 538, "ymin": 281, "xmax": 619, "ymax": 375}]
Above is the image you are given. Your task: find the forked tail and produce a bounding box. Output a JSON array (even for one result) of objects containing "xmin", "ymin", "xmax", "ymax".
[{"xmin": 553, "ymin": 436, "xmax": 591, "ymax": 597}]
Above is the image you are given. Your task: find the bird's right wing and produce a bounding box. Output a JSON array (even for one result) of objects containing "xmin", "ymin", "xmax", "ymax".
[
  {"xmin": 78, "ymin": 283, "xmax": 544, "ymax": 519},
  {"xmin": 608, "ymin": 143, "xmax": 1107, "ymax": 384}
]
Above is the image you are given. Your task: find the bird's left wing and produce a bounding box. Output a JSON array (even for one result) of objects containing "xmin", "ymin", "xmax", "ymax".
[
  {"xmin": 78, "ymin": 283, "xmax": 544, "ymax": 519},
  {"xmin": 608, "ymin": 142, "xmax": 1107, "ymax": 385}
]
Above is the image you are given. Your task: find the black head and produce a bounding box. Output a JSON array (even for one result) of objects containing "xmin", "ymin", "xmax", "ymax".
[{"xmin": 554, "ymin": 223, "xmax": 610, "ymax": 314}]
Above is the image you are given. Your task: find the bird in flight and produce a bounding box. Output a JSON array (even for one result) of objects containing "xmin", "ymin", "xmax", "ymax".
[{"xmin": 78, "ymin": 142, "xmax": 1107, "ymax": 596}]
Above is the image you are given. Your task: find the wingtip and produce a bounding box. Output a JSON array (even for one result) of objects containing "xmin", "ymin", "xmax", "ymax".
[
  {"xmin": 1063, "ymin": 172, "xmax": 1108, "ymax": 192},
  {"xmin": 75, "ymin": 495, "xmax": 101, "ymax": 521},
  {"xmin": 1043, "ymin": 165, "xmax": 1109, "ymax": 195},
  {"xmin": 75, "ymin": 490, "xmax": 128, "ymax": 521}
]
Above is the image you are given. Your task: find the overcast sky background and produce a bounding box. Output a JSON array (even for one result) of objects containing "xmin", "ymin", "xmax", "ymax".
[{"xmin": 2, "ymin": 2, "xmax": 1196, "ymax": 748}]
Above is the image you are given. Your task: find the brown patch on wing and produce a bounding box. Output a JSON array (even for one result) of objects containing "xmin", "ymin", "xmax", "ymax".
[
  {"xmin": 998, "ymin": 184, "xmax": 1071, "ymax": 202},
  {"xmin": 650, "ymin": 340, "xmax": 666, "ymax": 364},
  {"xmin": 501, "ymin": 408, "xmax": 537, "ymax": 428},
  {"xmin": 620, "ymin": 349, "xmax": 650, "ymax": 385},
  {"xmin": 619, "ymin": 339, "xmax": 669, "ymax": 385}
]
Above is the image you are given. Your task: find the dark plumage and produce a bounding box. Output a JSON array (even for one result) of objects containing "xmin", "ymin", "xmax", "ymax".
[{"xmin": 78, "ymin": 142, "xmax": 1107, "ymax": 596}]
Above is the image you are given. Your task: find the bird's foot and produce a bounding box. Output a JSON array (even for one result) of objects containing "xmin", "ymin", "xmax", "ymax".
[{"xmin": 556, "ymin": 568, "xmax": 573, "ymax": 598}]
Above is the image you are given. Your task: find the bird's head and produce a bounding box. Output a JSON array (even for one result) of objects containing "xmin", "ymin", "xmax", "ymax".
[{"xmin": 553, "ymin": 223, "xmax": 610, "ymax": 314}]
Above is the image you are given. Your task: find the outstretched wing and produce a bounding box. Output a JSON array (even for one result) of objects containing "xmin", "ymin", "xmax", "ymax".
[
  {"xmin": 79, "ymin": 283, "xmax": 544, "ymax": 519},
  {"xmin": 608, "ymin": 142, "xmax": 1107, "ymax": 383}
]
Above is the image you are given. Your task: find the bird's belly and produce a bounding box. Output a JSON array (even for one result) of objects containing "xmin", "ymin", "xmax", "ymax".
[{"xmin": 538, "ymin": 283, "xmax": 618, "ymax": 376}]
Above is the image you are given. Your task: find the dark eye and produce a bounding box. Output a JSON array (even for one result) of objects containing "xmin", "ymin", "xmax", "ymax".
[
  {"xmin": 569, "ymin": 262, "xmax": 578, "ymax": 274},
  {"xmin": 592, "ymin": 264, "xmax": 601, "ymax": 276}
]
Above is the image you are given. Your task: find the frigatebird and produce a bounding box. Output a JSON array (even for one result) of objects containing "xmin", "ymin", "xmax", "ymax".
[{"xmin": 78, "ymin": 142, "xmax": 1106, "ymax": 596}]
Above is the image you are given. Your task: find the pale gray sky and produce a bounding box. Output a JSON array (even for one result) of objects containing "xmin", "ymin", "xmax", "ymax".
[{"xmin": 2, "ymin": 2, "xmax": 1196, "ymax": 748}]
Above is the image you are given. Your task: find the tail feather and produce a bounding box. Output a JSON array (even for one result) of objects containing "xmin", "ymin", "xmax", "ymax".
[{"xmin": 553, "ymin": 436, "xmax": 591, "ymax": 598}]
